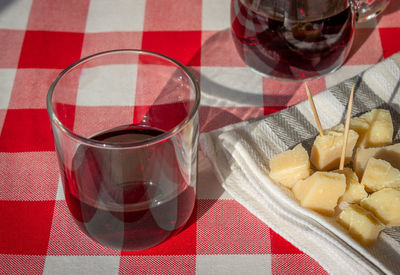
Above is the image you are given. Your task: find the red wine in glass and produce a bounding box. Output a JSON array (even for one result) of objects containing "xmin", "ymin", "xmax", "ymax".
[
  {"xmin": 61, "ymin": 125, "xmax": 196, "ymax": 251},
  {"xmin": 231, "ymin": 0, "xmax": 356, "ymax": 80}
]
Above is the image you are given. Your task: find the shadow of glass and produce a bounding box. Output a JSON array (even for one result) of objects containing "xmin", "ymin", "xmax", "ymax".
[
  {"xmin": 0, "ymin": 0, "xmax": 13, "ymax": 12},
  {"xmin": 378, "ymin": 0, "xmax": 400, "ymax": 16},
  {"xmin": 346, "ymin": 22, "xmax": 384, "ymax": 62}
]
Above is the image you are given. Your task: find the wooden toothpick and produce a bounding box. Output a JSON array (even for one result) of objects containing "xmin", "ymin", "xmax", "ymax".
[
  {"xmin": 305, "ymin": 83, "xmax": 324, "ymax": 136},
  {"xmin": 339, "ymin": 84, "xmax": 355, "ymax": 171}
]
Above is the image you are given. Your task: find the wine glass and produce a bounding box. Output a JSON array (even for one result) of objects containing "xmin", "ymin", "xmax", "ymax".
[
  {"xmin": 47, "ymin": 49, "xmax": 200, "ymax": 251},
  {"xmin": 231, "ymin": 0, "xmax": 390, "ymax": 80}
]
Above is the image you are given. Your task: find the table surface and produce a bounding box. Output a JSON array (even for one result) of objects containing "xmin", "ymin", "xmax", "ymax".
[{"xmin": 1, "ymin": 1, "xmax": 400, "ymax": 274}]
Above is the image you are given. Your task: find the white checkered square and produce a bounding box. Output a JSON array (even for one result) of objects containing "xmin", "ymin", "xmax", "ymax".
[
  {"xmin": 0, "ymin": 0, "xmax": 32, "ymax": 29},
  {"xmin": 200, "ymin": 67, "xmax": 263, "ymax": 107},
  {"xmin": 76, "ymin": 64, "xmax": 137, "ymax": 106},
  {"xmin": 202, "ymin": 0, "xmax": 231, "ymax": 30},
  {"xmin": 0, "ymin": 69, "xmax": 16, "ymax": 109},
  {"xmin": 325, "ymin": 65, "xmax": 372, "ymax": 89},
  {"xmin": 196, "ymin": 254, "xmax": 271, "ymax": 275},
  {"xmin": 56, "ymin": 177, "xmax": 65, "ymax": 200},
  {"xmin": 43, "ymin": 256, "xmax": 120, "ymax": 275},
  {"xmin": 356, "ymin": 19, "xmax": 378, "ymax": 29},
  {"xmin": 85, "ymin": 0, "xmax": 146, "ymax": 32}
]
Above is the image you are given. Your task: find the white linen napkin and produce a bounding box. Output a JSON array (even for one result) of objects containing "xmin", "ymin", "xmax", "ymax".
[{"xmin": 199, "ymin": 52, "xmax": 400, "ymax": 275}]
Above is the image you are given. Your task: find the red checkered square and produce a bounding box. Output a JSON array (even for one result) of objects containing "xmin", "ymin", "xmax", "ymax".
[
  {"xmin": 0, "ymin": 152, "xmax": 59, "ymax": 200},
  {"xmin": 0, "ymin": 30, "xmax": 25, "ymax": 68},
  {"xmin": 142, "ymin": 31, "xmax": 201, "ymax": 66},
  {"xmin": 8, "ymin": 69, "xmax": 59, "ymax": 109},
  {"xmin": 18, "ymin": 31, "xmax": 84, "ymax": 69},
  {"xmin": 27, "ymin": 0, "xmax": 90, "ymax": 32},
  {"xmin": 199, "ymin": 106, "xmax": 264, "ymax": 133},
  {"xmin": 0, "ymin": 109, "xmax": 54, "ymax": 152},
  {"xmin": 264, "ymin": 106, "xmax": 286, "ymax": 116},
  {"xmin": 0, "ymin": 200, "xmax": 55, "ymax": 255},
  {"xmin": 119, "ymin": 255, "xmax": 196, "ymax": 274},
  {"xmin": 133, "ymin": 103, "xmax": 191, "ymax": 132},
  {"xmin": 0, "ymin": 255, "xmax": 45, "ymax": 275},
  {"xmin": 262, "ymin": 77, "xmax": 326, "ymax": 107},
  {"xmin": 271, "ymin": 254, "xmax": 328, "ymax": 274},
  {"xmin": 201, "ymin": 30, "xmax": 246, "ymax": 67},
  {"xmin": 81, "ymin": 32, "xmax": 142, "ymax": 58},
  {"xmin": 52, "ymin": 103, "xmax": 76, "ymax": 136},
  {"xmin": 48, "ymin": 74, "xmax": 79, "ymax": 133},
  {"xmin": 47, "ymin": 201, "xmax": 120, "ymax": 255},
  {"xmin": 73, "ymin": 106, "xmax": 133, "ymax": 138},
  {"xmin": 121, "ymin": 203, "xmax": 197, "ymax": 256},
  {"xmin": 269, "ymin": 229, "xmax": 302, "ymax": 254},
  {"xmin": 378, "ymin": 1, "xmax": 400, "ymax": 28},
  {"xmin": 196, "ymin": 199, "xmax": 271, "ymax": 254},
  {"xmin": 143, "ymin": 0, "xmax": 202, "ymax": 31},
  {"xmin": 346, "ymin": 28, "xmax": 383, "ymax": 65},
  {"xmin": 380, "ymin": 28, "xmax": 400, "ymax": 58}
]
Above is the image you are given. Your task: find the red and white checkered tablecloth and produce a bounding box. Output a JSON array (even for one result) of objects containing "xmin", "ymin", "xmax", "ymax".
[{"xmin": 1, "ymin": 0, "xmax": 399, "ymax": 274}]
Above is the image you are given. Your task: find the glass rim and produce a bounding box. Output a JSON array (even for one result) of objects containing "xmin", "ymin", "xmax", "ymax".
[{"xmin": 46, "ymin": 49, "xmax": 201, "ymax": 149}]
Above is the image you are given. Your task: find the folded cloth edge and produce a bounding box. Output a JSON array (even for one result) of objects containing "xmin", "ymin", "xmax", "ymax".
[
  {"xmin": 199, "ymin": 52, "xmax": 400, "ymax": 275},
  {"xmin": 220, "ymin": 130, "xmax": 385, "ymax": 274}
]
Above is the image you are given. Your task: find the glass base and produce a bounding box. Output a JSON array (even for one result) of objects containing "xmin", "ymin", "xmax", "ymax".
[{"xmin": 358, "ymin": 0, "xmax": 390, "ymax": 21}]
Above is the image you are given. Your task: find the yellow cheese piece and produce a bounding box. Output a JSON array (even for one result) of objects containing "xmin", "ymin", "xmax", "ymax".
[
  {"xmin": 292, "ymin": 171, "xmax": 346, "ymax": 216},
  {"xmin": 361, "ymin": 188, "xmax": 400, "ymax": 226},
  {"xmin": 269, "ymin": 144, "xmax": 310, "ymax": 189},
  {"xmin": 354, "ymin": 143, "xmax": 400, "ymax": 179},
  {"xmin": 349, "ymin": 117, "xmax": 370, "ymax": 147},
  {"xmin": 335, "ymin": 168, "xmax": 367, "ymax": 204},
  {"xmin": 310, "ymin": 126, "xmax": 359, "ymax": 171},
  {"xmin": 361, "ymin": 158, "xmax": 400, "ymax": 192},
  {"xmin": 358, "ymin": 109, "xmax": 393, "ymax": 148},
  {"xmin": 337, "ymin": 204, "xmax": 384, "ymax": 245}
]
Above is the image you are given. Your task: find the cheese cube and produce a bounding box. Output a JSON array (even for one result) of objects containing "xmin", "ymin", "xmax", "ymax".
[
  {"xmin": 269, "ymin": 144, "xmax": 310, "ymax": 188},
  {"xmin": 292, "ymin": 171, "xmax": 346, "ymax": 216},
  {"xmin": 349, "ymin": 117, "xmax": 370, "ymax": 147},
  {"xmin": 310, "ymin": 126, "xmax": 359, "ymax": 171},
  {"xmin": 361, "ymin": 158, "xmax": 400, "ymax": 192},
  {"xmin": 354, "ymin": 143, "xmax": 400, "ymax": 179},
  {"xmin": 360, "ymin": 188, "xmax": 400, "ymax": 226},
  {"xmin": 358, "ymin": 109, "xmax": 393, "ymax": 148},
  {"xmin": 337, "ymin": 204, "xmax": 384, "ymax": 245},
  {"xmin": 335, "ymin": 168, "xmax": 367, "ymax": 204}
]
